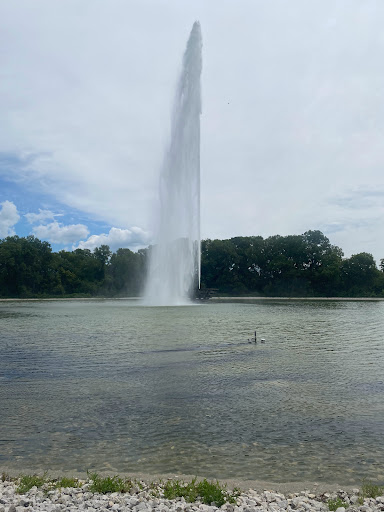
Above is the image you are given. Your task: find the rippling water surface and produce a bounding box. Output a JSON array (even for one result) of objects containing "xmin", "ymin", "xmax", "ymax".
[{"xmin": 1, "ymin": 299, "xmax": 384, "ymax": 483}]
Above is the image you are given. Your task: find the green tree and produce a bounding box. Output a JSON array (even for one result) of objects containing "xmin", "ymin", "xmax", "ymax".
[
  {"xmin": 55, "ymin": 248, "xmax": 102, "ymax": 295},
  {"xmin": 107, "ymin": 248, "xmax": 146, "ymax": 296},
  {"xmin": 262, "ymin": 234, "xmax": 311, "ymax": 296},
  {"xmin": 0, "ymin": 236, "xmax": 54, "ymax": 297},
  {"xmin": 229, "ymin": 236, "xmax": 265, "ymax": 293},
  {"xmin": 341, "ymin": 252, "xmax": 380, "ymax": 296},
  {"xmin": 301, "ymin": 231, "xmax": 343, "ymax": 296},
  {"xmin": 201, "ymin": 239, "xmax": 243, "ymax": 293},
  {"xmin": 93, "ymin": 245, "xmax": 112, "ymax": 281}
]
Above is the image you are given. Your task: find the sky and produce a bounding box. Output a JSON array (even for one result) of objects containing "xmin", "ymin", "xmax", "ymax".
[{"xmin": 0, "ymin": 1, "xmax": 383, "ymax": 262}]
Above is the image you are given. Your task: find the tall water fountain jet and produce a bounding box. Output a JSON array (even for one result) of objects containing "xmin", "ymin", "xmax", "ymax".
[{"xmin": 144, "ymin": 22, "xmax": 202, "ymax": 306}]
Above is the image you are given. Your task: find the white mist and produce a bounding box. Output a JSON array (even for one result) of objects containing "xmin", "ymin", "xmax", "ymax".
[{"xmin": 144, "ymin": 22, "xmax": 202, "ymax": 306}]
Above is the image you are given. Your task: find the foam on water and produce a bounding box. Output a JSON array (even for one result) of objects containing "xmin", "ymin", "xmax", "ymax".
[{"xmin": 144, "ymin": 22, "xmax": 202, "ymax": 306}]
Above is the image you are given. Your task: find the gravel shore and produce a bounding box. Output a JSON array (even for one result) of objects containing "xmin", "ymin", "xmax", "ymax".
[{"xmin": 1, "ymin": 476, "xmax": 383, "ymax": 512}]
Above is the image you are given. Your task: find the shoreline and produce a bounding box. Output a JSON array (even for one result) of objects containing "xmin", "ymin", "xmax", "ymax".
[
  {"xmin": 211, "ymin": 296, "xmax": 384, "ymax": 301},
  {"xmin": 0, "ymin": 297, "xmax": 141, "ymax": 302},
  {"xmin": 1, "ymin": 296, "xmax": 384, "ymax": 302},
  {"xmin": 1, "ymin": 470, "xmax": 382, "ymax": 512},
  {"xmin": 0, "ymin": 469, "xmax": 360, "ymax": 494}
]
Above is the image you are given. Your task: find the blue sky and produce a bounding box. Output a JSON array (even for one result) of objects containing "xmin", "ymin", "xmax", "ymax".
[
  {"xmin": 0, "ymin": 152, "xmax": 149, "ymax": 252},
  {"xmin": 0, "ymin": 173, "xmax": 108, "ymax": 250},
  {"xmin": 1, "ymin": 1, "xmax": 383, "ymax": 261}
]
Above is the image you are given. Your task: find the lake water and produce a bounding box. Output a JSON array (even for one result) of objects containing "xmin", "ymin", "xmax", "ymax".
[{"xmin": 1, "ymin": 298, "xmax": 384, "ymax": 484}]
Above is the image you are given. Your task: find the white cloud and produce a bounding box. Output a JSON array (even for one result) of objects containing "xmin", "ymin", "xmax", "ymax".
[
  {"xmin": 32, "ymin": 221, "xmax": 89, "ymax": 244},
  {"xmin": 0, "ymin": 200, "xmax": 20, "ymax": 237},
  {"xmin": 76, "ymin": 227, "xmax": 151, "ymax": 252},
  {"xmin": 25, "ymin": 208, "xmax": 60, "ymax": 224},
  {"xmin": 0, "ymin": 1, "xmax": 384, "ymax": 261}
]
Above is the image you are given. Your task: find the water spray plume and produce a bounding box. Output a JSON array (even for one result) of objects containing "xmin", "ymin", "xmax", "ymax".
[{"xmin": 144, "ymin": 22, "xmax": 202, "ymax": 306}]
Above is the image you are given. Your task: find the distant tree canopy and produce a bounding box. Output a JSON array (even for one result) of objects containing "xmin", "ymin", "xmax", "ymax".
[
  {"xmin": 200, "ymin": 231, "xmax": 384, "ymax": 298},
  {"xmin": 0, "ymin": 231, "xmax": 383, "ymax": 298},
  {"xmin": 0, "ymin": 236, "xmax": 148, "ymax": 298}
]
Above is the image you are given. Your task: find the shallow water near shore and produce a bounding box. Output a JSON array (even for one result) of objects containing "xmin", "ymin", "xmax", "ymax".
[{"xmin": 1, "ymin": 299, "xmax": 384, "ymax": 484}]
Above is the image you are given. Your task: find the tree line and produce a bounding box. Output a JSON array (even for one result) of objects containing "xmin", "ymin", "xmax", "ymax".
[
  {"xmin": 0, "ymin": 236, "xmax": 146, "ymax": 298},
  {"xmin": 201, "ymin": 230, "xmax": 384, "ymax": 297},
  {"xmin": 0, "ymin": 231, "xmax": 383, "ymax": 298}
]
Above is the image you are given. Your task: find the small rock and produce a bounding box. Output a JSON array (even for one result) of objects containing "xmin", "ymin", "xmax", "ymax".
[
  {"xmin": 291, "ymin": 497, "xmax": 302, "ymax": 508},
  {"xmin": 335, "ymin": 507, "xmax": 345, "ymax": 512}
]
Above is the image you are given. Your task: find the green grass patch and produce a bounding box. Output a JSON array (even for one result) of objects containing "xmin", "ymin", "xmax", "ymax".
[
  {"xmin": 16, "ymin": 473, "xmax": 48, "ymax": 494},
  {"xmin": 13, "ymin": 471, "xmax": 242, "ymax": 506},
  {"xmin": 163, "ymin": 479, "xmax": 197, "ymax": 502},
  {"xmin": 88, "ymin": 472, "xmax": 132, "ymax": 494},
  {"xmin": 54, "ymin": 477, "xmax": 82, "ymax": 489},
  {"xmin": 163, "ymin": 478, "xmax": 240, "ymax": 507},
  {"xmin": 327, "ymin": 498, "xmax": 349, "ymax": 511},
  {"xmin": 358, "ymin": 480, "xmax": 384, "ymax": 505},
  {"xmin": 361, "ymin": 479, "xmax": 384, "ymax": 498}
]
